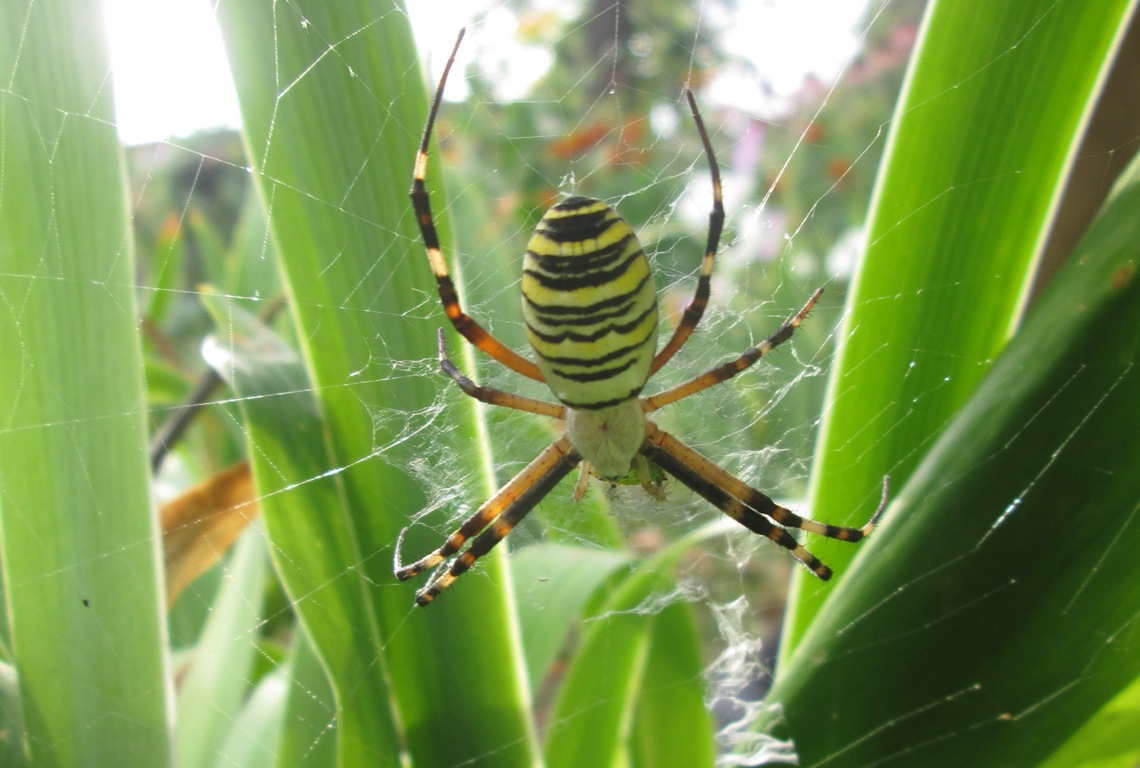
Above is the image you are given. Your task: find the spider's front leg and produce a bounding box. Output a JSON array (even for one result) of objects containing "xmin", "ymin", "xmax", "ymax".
[
  {"xmin": 410, "ymin": 29, "xmax": 544, "ymax": 383},
  {"xmin": 650, "ymin": 90, "xmax": 725, "ymax": 375},
  {"xmin": 435, "ymin": 329, "xmax": 565, "ymax": 418},
  {"xmin": 394, "ymin": 436, "xmax": 581, "ymax": 606},
  {"xmin": 644, "ymin": 288, "xmax": 824, "ymax": 412}
]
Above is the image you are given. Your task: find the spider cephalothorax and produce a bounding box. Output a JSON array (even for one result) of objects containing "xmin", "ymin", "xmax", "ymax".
[{"xmin": 395, "ymin": 29, "xmax": 883, "ymax": 607}]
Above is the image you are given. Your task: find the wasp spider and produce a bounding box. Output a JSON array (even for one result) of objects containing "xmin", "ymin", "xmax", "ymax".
[{"xmin": 395, "ymin": 29, "xmax": 884, "ymax": 606}]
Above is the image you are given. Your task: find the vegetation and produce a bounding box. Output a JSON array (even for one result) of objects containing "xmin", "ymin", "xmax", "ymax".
[{"xmin": 1, "ymin": 1, "xmax": 1137, "ymax": 766}]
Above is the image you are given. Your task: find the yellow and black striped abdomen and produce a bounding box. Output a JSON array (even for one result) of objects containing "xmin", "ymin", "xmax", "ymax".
[{"xmin": 522, "ymin": 196, "xmax": 658, "ymax": 410}]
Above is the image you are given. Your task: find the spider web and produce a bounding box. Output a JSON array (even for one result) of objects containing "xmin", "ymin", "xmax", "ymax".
[{"xmin": 2, "ymin": 0, "xmax": 1139, "ymax": 766}]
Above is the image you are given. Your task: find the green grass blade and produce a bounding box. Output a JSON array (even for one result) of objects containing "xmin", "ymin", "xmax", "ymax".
[
  {"xmin": 765, "ymin": 144, "xmax": 1140, "ymax": 765},
  {"xmin": 545, "ymin": 523, "xmax": 725, "ymax": 767},
  {"xmin": 511, "ymin": 543, "xmax": 632, "ymax": 687},
  {"xmin": 271, "ymin": 630, "xmax": 337, "ymax": 768},
  {"xmin": 0, "ymin": 659, "xmax": 23, "ymax": 767},
  {"xmin": 0, "ymin": 1, "xmax": 173, "ymax": 764},
  {"xmin": 176, "ymin": 529, "xmax": 269, "ymax": 768},
  {"xmin": 783, "ymin": 0, "xmax": 1138, "ymax": 649},
  {"xmin": 212, "ymin": 6, "xmax": 542, "ymax": 763},
  {"xmin": 201, "ymin": 295, "xmax": 401, "ymax": 763},
  {"xmin": 1040, "ymin": 671, "xmax": 1140, "ymax": 768},
  {"xmin": 215, "ymin": 668, "xmax": 289, "ymax": 768},
  {"xmin": 630, "ymin": 600, "xmax": 715, "ymax": 768}
]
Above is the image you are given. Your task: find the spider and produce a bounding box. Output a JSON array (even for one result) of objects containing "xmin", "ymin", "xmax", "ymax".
[{"xmin": 395, "ymin": 29, "xmax": 884, "ymax": 607}]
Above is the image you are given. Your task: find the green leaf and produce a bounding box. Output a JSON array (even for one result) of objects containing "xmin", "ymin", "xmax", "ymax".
[
  {"xmin": 757, "ymin": 2, "xmax": 1140, "ymax": 763},
  {"xmin": 544, "ymin": 523, "xmax": 725, "ymax": 768},
  {"xmin": 0, "ymin": 1, "xmax": 173, "ymax": 764},
  {"xmin": 630, "ymin": 600, "xmax": 715, "ymax": 768},
  {"xmin": 784, "ymin": 0, "xmax": 1138, "ymax": 648},
  {"xmin": 214, "ymin": 668, "xmax": 290, "ymax": 768},
  {"xmin": 201, "ymin": 294, "xmax": 400, "ymax": 763},
  {"xmin": 511, "ymin": 543, "xmax": 632, "ymax": 687},
  {"xmin": 273, "ymin": 631, "xmax": 337, "ymax": 768},
  {"xmin": 1040, "ymin": 672, "xmax": 1140, "ymax": 768},
  {"xmin": 212, "ymin": 4, "xmax": 546, "ymax": 765},
  {"xmin": 765, "ymin": 134, "xmax": 1140, "ymax": 766},
  {"xmin": 176, "ymin": 528, "xmax": 269, "ymax": 768}
]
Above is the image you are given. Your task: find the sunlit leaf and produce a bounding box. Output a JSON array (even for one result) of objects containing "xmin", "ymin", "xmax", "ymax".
[
  {"xmin": 0, "ymin": 1, "xmax": 173, "ymax": 763},
  {"xmin": 785, "ymin": 0, "xmax": 1138, "ymax": 647},
  {"xmin": 766, "ymin": 136, "xmax": 1140, "ymax": 767}
]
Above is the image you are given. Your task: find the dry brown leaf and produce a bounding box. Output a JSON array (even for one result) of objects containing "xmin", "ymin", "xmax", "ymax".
[{"xmin": 162, "ymin": 461, "xmax": 259, "ymax": 607}]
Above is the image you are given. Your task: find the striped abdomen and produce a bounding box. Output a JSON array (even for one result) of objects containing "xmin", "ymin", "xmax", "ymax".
[{"xmin": 522, "ymin": 196, "xmax": 658, "ymax": 410}]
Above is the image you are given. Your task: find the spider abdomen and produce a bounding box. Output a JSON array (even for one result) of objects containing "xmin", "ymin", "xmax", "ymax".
[{"xmin": 522, "ymin": 196, "xmax": 658, "ymax": 410}]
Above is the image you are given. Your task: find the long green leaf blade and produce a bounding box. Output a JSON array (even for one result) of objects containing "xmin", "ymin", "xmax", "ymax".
[
  {"xmin": 201, "ymin": 295, "xmax": 400, "ymax": 764},
  {"xmin": 767, "ymin": 142, "xmax": 1140, "ymax": 766},
  {"xmin": 0, "ymin": 1, "xmax": 173, "ymax": 764},
  {"xmin": 784, "ymin": 0, "xmax": 1138, "ymax": 649},
  {"xmin": 545, "ymin": 523, "xmax": 725, "ymax": 767},
  {"xmin": 213, "ymin": 5, "xmax": 541, "ymax": 764},
  {"xmin": 176, "ymin": 529, "xmax": 269, "ymax": 768}
]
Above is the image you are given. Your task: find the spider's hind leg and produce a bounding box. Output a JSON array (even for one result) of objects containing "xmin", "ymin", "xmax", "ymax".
[
  {"xmin": 394, "ymin": 436, "xmax": 581, "ymax": 606},
  {"xmin": 641, "ymin": 423, "xmax": 884, "ymax": 579}
]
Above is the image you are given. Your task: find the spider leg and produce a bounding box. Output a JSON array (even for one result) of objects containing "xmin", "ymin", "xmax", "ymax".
[
  {"xmin": 410, "ymin": 28, "xmax": 544, "ymax": 383},
  {"xmin": 643, "ymin": 288, "xmax": 823, "ymax": 412},
  {"xmin": 572, "ymin": 462, "xmax": 591, "ymax": 501},
  {"xmin": 642, "ymin": 423, "xmax": 882, "ymax": 579},
  {"xmin": 635, "ymin": 454, "xmax": 666, "ymax": 500},
  {"xmin": 650, "ymin": 89, "xmax": 725, "ymax": 376},
  {"xmin": 395, "ymin": 436, "xmax": 581, "ymax": 606},
  {"xmin": 437, "ymin": 329, "xmax": 565, "ymax": 418}
]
